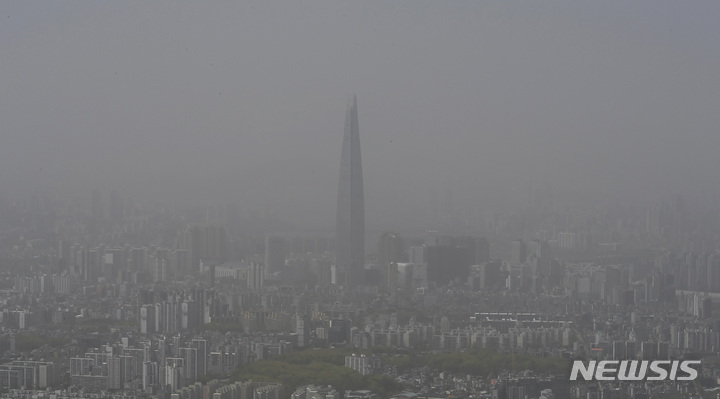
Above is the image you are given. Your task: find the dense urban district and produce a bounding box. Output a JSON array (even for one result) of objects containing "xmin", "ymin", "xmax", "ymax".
[
  {"xmin": 1, "ymin": 189, "xmax": 720, "ymax": 399},
  {"xmin": 2, "ymin": 102, "xmax": 720, "ymax": 399}
]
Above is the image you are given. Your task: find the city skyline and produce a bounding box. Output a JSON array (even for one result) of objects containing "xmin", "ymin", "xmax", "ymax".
[{"xmin": 2, "ymin": 2, "xmax": 720, "ymax": 397}]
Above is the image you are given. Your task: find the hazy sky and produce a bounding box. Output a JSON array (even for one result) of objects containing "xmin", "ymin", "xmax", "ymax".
[{"xmin": 2, "ymin": 2, "xmax": 719, "ymax": 230}]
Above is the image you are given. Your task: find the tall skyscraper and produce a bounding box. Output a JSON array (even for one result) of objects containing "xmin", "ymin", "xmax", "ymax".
[{"xmin": 336, "ymin": 95, "xmax": 365, "ymax": 286}]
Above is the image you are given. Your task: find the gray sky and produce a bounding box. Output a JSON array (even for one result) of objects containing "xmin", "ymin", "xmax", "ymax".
[{"xmin": 1, "ymin": 1, "xmax": 719, "ymax": 230}]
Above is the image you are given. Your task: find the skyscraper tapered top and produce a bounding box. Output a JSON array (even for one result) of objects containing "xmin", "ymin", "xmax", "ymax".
[{"xmin": 336, "ymin": 95, "xmax": 365, "ymax": 286}]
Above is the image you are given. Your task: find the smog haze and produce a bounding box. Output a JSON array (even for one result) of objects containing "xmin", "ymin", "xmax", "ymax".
[{"xmin": 2, "ymin": 1, "xmax": 719, "ymax": 232}]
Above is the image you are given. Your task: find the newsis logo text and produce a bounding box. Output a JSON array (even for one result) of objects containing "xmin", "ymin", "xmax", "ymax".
[{"xmin": 570, "ymin": 360, "xmax": 701, "ymax": 381}]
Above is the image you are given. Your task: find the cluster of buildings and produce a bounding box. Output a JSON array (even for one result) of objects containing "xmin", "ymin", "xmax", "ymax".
[
  {"xmin": 3, "ymin": 100, "xmax": 720, "ymax": 399},
  {"xmin": 138, "ymin": 289, "xmax": 215, "ymax": 335},
  {"xmin": 69, "ymin": 338, "xmax": 209, "ymax": 394},
  {"xmin": 0, "ymin": 360, "xmax": 56, "ymax": 390},
  {"xmin": 61, "ymin": 330, "xmax": 299, "ymax": 397}
]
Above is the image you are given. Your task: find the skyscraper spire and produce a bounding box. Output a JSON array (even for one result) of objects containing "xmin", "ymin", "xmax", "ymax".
[{"xmin": 336, "ymin": 95, "xmax": 365, "ymax": 286}]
